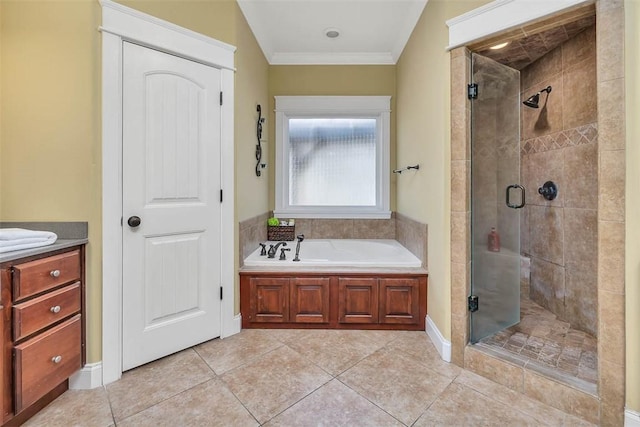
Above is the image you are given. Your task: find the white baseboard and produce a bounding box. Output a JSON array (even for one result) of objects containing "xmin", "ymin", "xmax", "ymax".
[
  {"xmin": 222, "ymin": 314, "xmax": 242, "ymax": 338},
  {"xmin": 69, "ymin": 362, "xmax": 103, "ymax": 390},
  {"xmin": 426, "ymin": 315, "xmax": 452, "ymax": 362},
  {"xmin": 626, "ymin": 408, "xmax": 640, "ymax": 427}
]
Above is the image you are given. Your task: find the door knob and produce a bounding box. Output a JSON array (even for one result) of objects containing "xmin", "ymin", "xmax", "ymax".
[{"xmin": 127, "ymin": 216, "xmax": 141, "ymax": 227}]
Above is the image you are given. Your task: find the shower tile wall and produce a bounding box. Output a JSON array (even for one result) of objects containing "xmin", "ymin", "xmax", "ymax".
[{"xmin": 520, "ymin": 25, "xmax": 598, "ymax": 337}]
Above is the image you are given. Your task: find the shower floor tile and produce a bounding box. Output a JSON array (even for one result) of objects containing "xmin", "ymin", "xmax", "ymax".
[{"xmin": 480, "ymin": 297, "xmax": 598, "ymax": 386}]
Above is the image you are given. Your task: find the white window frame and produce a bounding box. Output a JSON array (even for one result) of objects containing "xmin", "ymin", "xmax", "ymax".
[{"xmin": 274, "ymin": 96, "xmax": 391, "ymax": 219}]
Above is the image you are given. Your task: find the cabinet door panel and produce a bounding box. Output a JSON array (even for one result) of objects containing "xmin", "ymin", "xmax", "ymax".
[
  {"xmin": 379, "ymin": 278, "xmax": 419, "ymax": 324},
  {"xmin": 290, "ymin": 278, "xmax": 330, "ymax": 323},
  {"xmin": 249, "ymin": 278, "xmax": 289, "ymax": 323},
  {"xmin": 338, "ymin": 278, "xmax": 378, "ymax": 324}
]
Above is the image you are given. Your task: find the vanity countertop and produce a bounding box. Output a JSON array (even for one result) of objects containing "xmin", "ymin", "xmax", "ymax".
[
  {"xmin": 0, "ymin": 238, "xmax": 88, "ymax": 264},
  {"xmin": 0, "ymin": 221, "xmax": 89, "ymax": 264}
]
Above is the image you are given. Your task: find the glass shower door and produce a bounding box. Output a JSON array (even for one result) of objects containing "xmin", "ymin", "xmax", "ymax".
[{"xmin": 470, "ymin": 53, "xmax": 523, "ymax": 343}]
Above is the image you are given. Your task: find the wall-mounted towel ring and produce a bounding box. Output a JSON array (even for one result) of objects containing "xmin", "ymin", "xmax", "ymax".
[{"xmin": 393, "ymin": 164, "xmax": 420, "ymax": 174}]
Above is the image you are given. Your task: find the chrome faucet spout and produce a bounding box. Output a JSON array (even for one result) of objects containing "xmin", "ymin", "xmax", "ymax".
[
  {"xmin": 267, "ymin": 241, "xmax": 287, "ymax": 258},
  {"xmin": 293, "ymin": 234, "xmax": 305, "ymax": 262}
]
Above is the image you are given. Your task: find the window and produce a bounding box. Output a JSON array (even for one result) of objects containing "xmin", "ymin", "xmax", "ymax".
[{"xmin": 274, "ymin": 96, "xmax": 391, "ymax": 219}]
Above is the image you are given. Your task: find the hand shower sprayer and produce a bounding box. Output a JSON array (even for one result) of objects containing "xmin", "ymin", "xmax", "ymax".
[{"xmin": 293, "ymin": 234, "xmax": 305, "ymax": 262}]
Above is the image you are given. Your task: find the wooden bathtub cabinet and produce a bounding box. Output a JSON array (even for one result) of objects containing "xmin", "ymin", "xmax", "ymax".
[{"xmin": 241, "ymin": 271, "xmax": 427, "ymax": 330}]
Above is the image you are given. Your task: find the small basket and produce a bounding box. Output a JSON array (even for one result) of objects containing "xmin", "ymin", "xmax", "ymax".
[{"xmin": 267, "ymin": 225, "xmax": 295, "ymax": 241}]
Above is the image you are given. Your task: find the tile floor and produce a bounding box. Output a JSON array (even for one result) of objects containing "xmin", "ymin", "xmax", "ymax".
[
  {"xmin": 24, "ymin": 329, "xmax": 595, "ymax": 427},
  {"xmin": 480, "ymin": 297, "xmax": 598, "ymax": 387}
]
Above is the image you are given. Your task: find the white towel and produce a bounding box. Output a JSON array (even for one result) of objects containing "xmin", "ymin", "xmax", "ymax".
[{"xmin": 0, "ymin": 228, "xmax": 58, "ymax": 253}]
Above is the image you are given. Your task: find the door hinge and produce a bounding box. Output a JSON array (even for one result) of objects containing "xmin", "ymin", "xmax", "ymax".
[
  {"xmin": 220, "ymin": 91, "xmax": 223, "ymax": 105},
  {"xmin": 220, "ymin": 189, "xmax": 223, "ymax": 203},
  {"xmin": 220, "ymin": 286, "xmax": 223, "ymax": 300},
  {"xmin": 468, "ymin": 83, "xmax": 478, "ymax": 100},
  {"xmin": 468, "ymin": 295, "xmax": 479, "ymax": 312}
]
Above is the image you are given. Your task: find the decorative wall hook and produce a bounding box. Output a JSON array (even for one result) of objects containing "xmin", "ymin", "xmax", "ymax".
[
  {"xmin": 393, "ymin": 164, "xmax": 420, "ymax": 174},
  {"xmin": 255, "ymin": 105, "xmax": 266, "ymax": 176}
]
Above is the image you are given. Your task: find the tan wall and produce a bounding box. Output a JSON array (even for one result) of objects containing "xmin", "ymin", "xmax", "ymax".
[
  {"xmin": 267, "ymin": 65, "xmax": 397, "ymax": 212},
  {"xmin": 396, "ymin": 0, "xmax": 490, "ymax": 339},
  {"xmin": 0, "ymin": 0, "xmax": 102, "ymax": 362},
  {"xmin": 1, "ymin": 0, "xmax": 269, "ymax": 362},
  {"xmin": 625, "ymin": 0, "xmax": 640, "ymax": 414},
  {"xmin": 233, "ymin": 4, "xmax": 269, "ymax": 309},
  {"xmin": 118, "ymin": 0, "xmax": 236, "ymax": 45}
]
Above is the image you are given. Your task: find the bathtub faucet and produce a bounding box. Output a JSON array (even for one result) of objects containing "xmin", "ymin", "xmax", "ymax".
[
  {"xmin": 293, "ymin": 234, "xmax": 305, "ymax": 262},
  {"xmin": 267, "ymin": 241, "xmax": 287, "ymax": 258}
]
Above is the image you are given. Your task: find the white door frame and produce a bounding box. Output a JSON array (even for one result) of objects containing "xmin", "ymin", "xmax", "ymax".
[{"xmin": 100, "ymin": 0, "xmax": 238, "ymax": 385}]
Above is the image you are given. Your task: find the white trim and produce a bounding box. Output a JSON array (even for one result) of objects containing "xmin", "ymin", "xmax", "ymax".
[
  {"xmin": 269, "ymin": 52, "xmax": 396, "ymax": 65},
  {"xmin": 390, "ymin": 0, "xmax": 430, "ymax": 61},
  {"xmin": 224, "ymin": 314, "xmax": 243, "ymax": 338},
  {"xmin": 626, "ymin": 409, "xmax": 640, "ymax": 427},
  {"xmin": 274, "ymin": 96, "xmax": 391, "ymax": 219},
  {"xmin": 101, "ymin": 0, "xmax": 236, "ymax": 385},
  {"xmin": 446, "ymin": 0, "xmax": 592, "ymax": 50},
  {"xmin": 426, "ymin": 315, "xmax": 452, "ymax": 362},
  {"xmin": 69, "ymin": 362, "xmax": 103, "ymax": 390}
]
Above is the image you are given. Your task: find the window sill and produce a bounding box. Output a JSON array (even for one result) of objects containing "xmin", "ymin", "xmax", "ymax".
[{"xmin": 273, "ymin": 211, "xmax": 392, "ymax": 220}]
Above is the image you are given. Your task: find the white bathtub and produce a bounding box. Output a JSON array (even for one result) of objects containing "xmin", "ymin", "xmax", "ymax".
[{"xmin": 243, "ymin": 239, "xmax": 422, "ymax": 268}]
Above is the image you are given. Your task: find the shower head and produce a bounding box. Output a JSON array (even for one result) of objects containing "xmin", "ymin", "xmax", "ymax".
[{"xmin": 523, "ymin": 86, "xmax": 552, "ymax": 108}]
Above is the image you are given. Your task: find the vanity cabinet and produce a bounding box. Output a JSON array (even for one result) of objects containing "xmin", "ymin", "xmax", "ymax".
[
  {"xmin": 0, "ymin": 245, "xmax": 85, "ymax": 425},
  {"xmin": 241, "ymin": 271, "xmax": 426, "ymax": 330}
]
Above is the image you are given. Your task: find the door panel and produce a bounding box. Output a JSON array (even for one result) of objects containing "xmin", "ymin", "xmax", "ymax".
[
  {"xmin": 379, "ymin": 278, "xmax": 419, "ymax": 325},
  {"xmin": 290, "ymin": 278, "xmax": 330, "ymax": 323},
  {"xmin": 249, "ymin": 278, "xmax": 289, "ymax": 323},
  {"xmin": 338, "ymin": 277, "xmax": 378, "ymax": 324},
  {"xmin": 470, "ymin": 53, "xmax": 521, "ymax": 343},
  {"xmin": 122, "ymin": 42, "xmax": 221, "ymax": 370}
]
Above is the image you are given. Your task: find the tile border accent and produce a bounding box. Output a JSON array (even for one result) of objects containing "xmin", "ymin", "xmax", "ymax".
[
  {"xmin": 521, "ymin": 123, "xmax": 598, "ymax": 155},
  {"xmin": 426, "ymin": 315, "xmax": 452, "ymax": 362}
]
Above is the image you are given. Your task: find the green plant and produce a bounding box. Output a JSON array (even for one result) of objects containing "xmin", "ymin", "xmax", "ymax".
[{"xmin": 267, "ymin": 217, "xmax": 280, "ymax": 226}]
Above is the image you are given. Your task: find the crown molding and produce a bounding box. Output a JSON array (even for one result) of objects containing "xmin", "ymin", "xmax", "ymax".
[{"xmin": 269, "ymin": 52, "xmax": 396, "ymax": 65}]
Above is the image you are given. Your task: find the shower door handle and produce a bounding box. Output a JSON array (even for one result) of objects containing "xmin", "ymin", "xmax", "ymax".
[{"xmin": 506, "ymin": 184, "xmax": 525, "ymax": 209}]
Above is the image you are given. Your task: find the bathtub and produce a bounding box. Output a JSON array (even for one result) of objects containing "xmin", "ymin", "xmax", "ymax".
[{"xmin": 243, "ymin": 239, "xmax": 422, "ymax": 268}]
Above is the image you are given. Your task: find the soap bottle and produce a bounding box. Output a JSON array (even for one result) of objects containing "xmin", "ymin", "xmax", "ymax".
[{"xmin": 488, "ymin": 227, "xmax": 500, "ymax": 252}]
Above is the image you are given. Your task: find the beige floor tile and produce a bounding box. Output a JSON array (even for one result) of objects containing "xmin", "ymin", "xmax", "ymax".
[
  {"xmin": 265, "ymin": 379, "xmax": 403, "ymax": 427},
  {"xmin": 116, "ymin": 378, "xmax": 258, "ymax": 427},
  {"xmin": 338, "ymin": 347, "xmax": 452, "ymax": 425},
  {"xmin": 454, "ymin": 370, "xmax": 569, "ymax": 426},
  {"xmin": 22, "ymin": 387, "xmax": 114, "ymax": 427},
  {"xmin": 261, "ymin": 328, "xmax": 316, "ymax": 344},
  {"xmin": 221, "ymin": 345, "xmax": 332, "ymax": 424},
  {"xmin": 285, "ymin": 329, "xmax": 397, "ymax": 376},
  {"xmin": 106, "ymin": 348, "xmax": 214, "ymax": 421},
  {"xmin": 195, "ymin": 329, "xmax": 284, "ymax": 374},
  {"xmin": 415, "ymin": 382, "xmax": 539, "ymax": 426},
  {"xmin": 384, "ymin": 331, "xmax": 463, "ymax": 380}
]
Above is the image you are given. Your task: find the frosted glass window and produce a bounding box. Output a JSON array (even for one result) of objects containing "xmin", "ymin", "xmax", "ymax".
[
  {"xmin": 274, "ymin": 96, "xmax": 390, "ymax": 219},
  {"xmin": 289, "ymin": 118, "xmax": 376, "ymax": 206}
]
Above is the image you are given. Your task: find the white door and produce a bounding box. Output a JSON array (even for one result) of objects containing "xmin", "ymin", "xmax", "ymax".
[{"xmin": 122, "ymin": 42, "xmax": 222, "ymax": 370}]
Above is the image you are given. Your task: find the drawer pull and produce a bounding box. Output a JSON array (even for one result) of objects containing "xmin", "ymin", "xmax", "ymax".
[
  {"xmin": 50, "ymin": 270, "xmax": 61, "ymax": 278},
  {"xmin": 51, "ymin": 355, "xmax": 62, "ymax": 364},
  {"xmin": 50, "ymin": 305, "xmax": 62, "ymax": 314}
]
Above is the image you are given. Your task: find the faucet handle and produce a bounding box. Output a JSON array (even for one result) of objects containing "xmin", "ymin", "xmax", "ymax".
[
  {"xmin": 259, "ymin": 243, "xmax": 267, "ymax": 256},
  {"xmin": 279, "ymin": 248, "xmax": 291, "ymax": 260}
]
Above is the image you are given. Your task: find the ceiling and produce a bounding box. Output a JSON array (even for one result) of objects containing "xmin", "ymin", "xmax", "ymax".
[
  {"xmin": 476, "ymin": 15, "xmax": 595, "ymax": 70},
  {"xmin": 237, "ymin": 0, "xmax": 428, "ymax": 65}
]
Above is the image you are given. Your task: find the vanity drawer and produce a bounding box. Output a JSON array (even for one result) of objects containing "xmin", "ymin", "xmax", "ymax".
[
  {"xmin": 14, "ymin": 315, "xmax": 82, "ymax": 413},
  {"xmin": 12, "ymin": 250, "xmax": 81, "ymax": 302},
  {"xmin": 13, "ymin": 282, "xmax": 81, "ymax": 341}
]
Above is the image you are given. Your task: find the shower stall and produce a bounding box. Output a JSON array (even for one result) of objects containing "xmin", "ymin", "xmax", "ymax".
[{"xmin": 468, "ymin": 21, "xmax": 599, "ymax": 389}]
